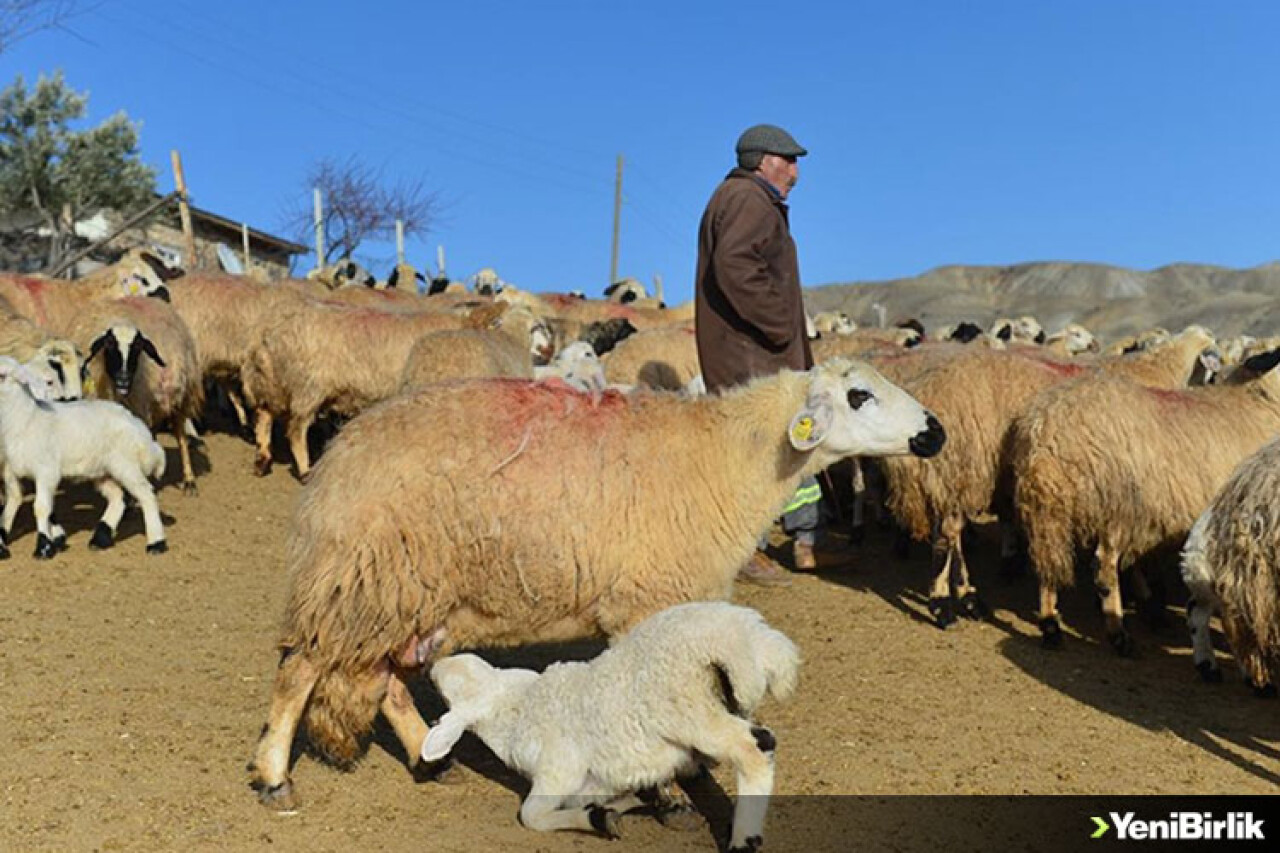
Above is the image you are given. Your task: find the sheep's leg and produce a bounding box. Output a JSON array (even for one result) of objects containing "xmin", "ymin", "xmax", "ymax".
[
  {"xmin": 0, "ymin": 470, "xmax": 21, "ymax": 559},
  {"xmin": 174, "ymin": 417, "xmax": 198, "ymax": 495},
  {"xmin": 227, "ymin": 386, "xmax": 249, "ymax": 430},
  {"xmin": 1186, "ymin": 595, "xmax": 1222, "ymax": 683},
  {"xmin": 688, "ymin": 718, "xmax": 775, "ymax": 853},
  {"xmin": 849, "ymin": 459, "xmax": 866, "ymax": 544},
  {"xmin": 252, "ymin": 409, "xmax": 274, "ymax": 476},
  {"xmin": 31, "ymin": 478, "xmax": 58, "ymax": 559},
  {"xmin": 381, "ymin": 671, "xmax": 431, "ymax": 770},
  {"xmin": 940, "ymin": 513, "xmax": 984, "ymax": 620},
  {"xmin": 1038, "ymin": 583, "xmax": 1064, "ymax": 649},
  {"xmin": 249, "ymin": 648, "xmax": 319, "ymax": 810},
  {"xmin": 89, "ymin": 479, "xmax": 127, "ymax": 550},
  {"xmin": 927, "ymin": 525, "xmax": 956, "ymax": 628},
  {"xmin": 519, "ymin": 775, "xmax": 619, "ymax": 837},
  {"xmin": 1221, "ymin": 613, "xmax": 1277, "ymax": 698},
  {"xmin": 287, "ymin": 409, "xmax": 316, "ymax": 482},
  {"xmin": 1094, "ymin": 541, "xmax": 1133, "ymax": 656},
  {"xmin": 116, "ymin": 471, "xmax": 167, "ymax": 554}
]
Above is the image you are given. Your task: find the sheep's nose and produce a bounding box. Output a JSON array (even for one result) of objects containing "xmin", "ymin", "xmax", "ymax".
[{"xmin": 909, "ymin": 414, "xmax": 946, "ymax": 458}]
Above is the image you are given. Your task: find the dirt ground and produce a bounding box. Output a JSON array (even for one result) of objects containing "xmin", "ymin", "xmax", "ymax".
[{"xmin": 2, "ymin": 430, "xmax": 1277, "ymax": 853}]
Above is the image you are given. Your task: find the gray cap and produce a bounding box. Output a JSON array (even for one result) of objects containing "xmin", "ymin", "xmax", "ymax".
[{"xmin": 735, "ymin": 124, "xmax": 808, "ymax": 165}]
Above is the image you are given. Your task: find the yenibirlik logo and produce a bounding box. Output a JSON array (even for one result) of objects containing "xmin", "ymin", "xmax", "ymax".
[{"xmin": 1091, "ymin": 812, "xmax": 1265, "ymax": 841}]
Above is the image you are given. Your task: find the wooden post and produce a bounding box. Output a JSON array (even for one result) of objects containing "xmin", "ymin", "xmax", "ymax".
[
  {"xmin": 395, "ymin": 219, "xmax": 405, "ymax": 265},
  {"xmin": 437, "ymin": 245, "xmax": 446, "ymax": 278},
  {"xmin": 241, "ymin": 223, "xmax": 251, "ymax": 273},
  {"xmin": 313, "ymin": 187, "xmax": 325, "ymax": 269},
  {"xmin": 610, "ymin": 154, "xmax": 623, "ymax": 286},
  {"xmin": 653, "ymin": 273, "xmax": 664, "ymax": 305},
  {"xmin": 171, "ymin": 150, "xmax": 198, "ymax": 270}
]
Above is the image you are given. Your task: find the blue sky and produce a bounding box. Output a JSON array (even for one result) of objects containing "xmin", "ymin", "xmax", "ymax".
[{"xmin": 4, "ymin": 1, "xmax": 1278, "ymax": 304}]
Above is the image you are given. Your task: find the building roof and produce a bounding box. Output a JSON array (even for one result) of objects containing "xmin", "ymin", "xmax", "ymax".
[{"xmin": 183, "ymin": 201, "xmax": 309, "ymax": 255}]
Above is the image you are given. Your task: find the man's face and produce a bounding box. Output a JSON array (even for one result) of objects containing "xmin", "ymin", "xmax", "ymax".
[{"xmin": 758, "ymin": 153, "xmax": 799, "ymax": 199}]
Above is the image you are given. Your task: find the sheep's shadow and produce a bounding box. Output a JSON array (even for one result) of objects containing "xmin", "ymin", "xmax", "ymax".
[
  {"xmin": 371, "ymin": 637, "xmax": 739, "ymax": 850},
  {"xmin": 1, "ymin": 479, "xmax": 176, "ymax": 550}
]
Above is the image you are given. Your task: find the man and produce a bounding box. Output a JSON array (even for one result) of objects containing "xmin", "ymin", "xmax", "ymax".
[{"xmin": 694, "ymin": 123, "xmax": 826, "ymax": 587}]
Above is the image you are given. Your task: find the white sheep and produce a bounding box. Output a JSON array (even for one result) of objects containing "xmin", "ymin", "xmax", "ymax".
[
  {"xmin": 247, "ymin": 357, "xmax": 945, "ymax": 808},
  {"xmin": 1182, "ymin": 436, "xmax": 1280, "ymax": 694},
  {"xmin": 533, "ymin": 341, "xmax": 607, "ymax": 393},
  {"xmin": 421, "ymin": 602, "xmax": 797, "ymax": 851},
  {"xmin": 0, "ymin": 356, "xmax": 167, "ymax": 559}
]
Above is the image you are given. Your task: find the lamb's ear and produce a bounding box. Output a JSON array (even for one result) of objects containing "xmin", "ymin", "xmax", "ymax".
[
  {"xmin": 421, "ymin": 711, "xmax": 469, "ymax": 763},
  {"xmin": 788, "ymin": 394, "xmax": 834, "ymax": 452},
  {"xmin": 0, "ymin": 355, "xmax": 21, "ymax": 379},
  {"xmin": 137, "ymin": 335, "xmax": 166, "ymax": 368}
]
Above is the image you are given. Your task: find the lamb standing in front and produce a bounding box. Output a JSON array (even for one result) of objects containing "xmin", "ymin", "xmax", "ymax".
[
  {"xmin": 248, "ymin": 357, "xmax": 945, "ymax": 808},
  {"xmin": 0, "ymin": 356, "xmax": 167, "ymax": 558},
  {"xmin": 422, "ymin": 602, "xmax": 798, "ymax": 852}
]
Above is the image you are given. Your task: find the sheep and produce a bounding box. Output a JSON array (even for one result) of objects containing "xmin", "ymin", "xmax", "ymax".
[
  {"xmin": 0, "ymin": 356, "xmax": 167, "ymax": 559},
  {"xmin": 472, "ymin": 267, "xmax": 505, "ymax": 295},
  {"xmin": 0, "ymin": 248, "xmax": 176, "ymax": 332},
  {"xmin": 420, "ymin": 602, "xmax": 798, "ymax": 851},
  {"xmin": 242, "ymin": 300, "xmax": 495, "ymax": 479},
  {"xmin": 1103, "ymin": 327, "xmax": 1172, "ymax": 357},
  {"xmin": 1181, "ymin": 436, "xmax": 1280, "ymax": 694},
  {"xmin": 991, "ymin": 316, "xmax": 1045, "ymax": 345},
  {"xmin": 1043, "ymin": 323, "xmax": 1099, "ymax": 357},
  {"xmin": 61, "ymin": 297, "xmax": 205, "ymax": 494},
  {"xmin": 548, "ymin": 316, "xmax": 637, "ymax": 357},
  {"xmin": 398, "ymin": 303, "xmax": 554, "ymax": 391},
  {"xmin": 879, "ymin": 325, "xmax": 1222, "ymax": 627},
  {"xmin": 385, "ymin": 263, "xmax": 426, "ymax": 292},
  {"xmin": 811, "ymin": 311, "xmax": 857, "ymax": 336},
  {"xmin": 500, "ymin": 287, "xmax": 692, "ymax": 333},
  {"xmin": 811, "ymin": 326, "xmax": 922, "ymax": 364},
  {"xmin": 601, "ymin": 325, "xmax": 699, "ymax": 391},
  {"xmin": 603, "ymin": 277, "xmax": 648, "ymax": 303},
  {"xmin": 533, "ymin": 341, "xmax": 607, "ymax": 393},
  {"xmin": 247, "ymin": 357, "xmax": 945, "ymax": 808},
  {"xmin": 0, "ymin": 313, "xmax": 85, "ymax": 401},
  {"xmin": 1011, "ymin": 347, "xmax": 1280, "ymax": 655}
]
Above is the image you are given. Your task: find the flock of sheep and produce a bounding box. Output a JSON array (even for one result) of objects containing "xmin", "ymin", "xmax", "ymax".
[{"xmin": 1, "ymin": 254, "xmax": 1277, "ymax": 850}]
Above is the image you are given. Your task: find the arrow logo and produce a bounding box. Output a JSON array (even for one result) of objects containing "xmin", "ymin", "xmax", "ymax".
[{"xmin": 1091, "ymin": 816, "xmax": 1110, "ymax": 839}]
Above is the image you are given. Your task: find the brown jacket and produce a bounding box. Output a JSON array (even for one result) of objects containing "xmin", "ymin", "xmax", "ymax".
[{"xmin": 695, "ymin": 168, "xmax": 812, "ymax": 393}]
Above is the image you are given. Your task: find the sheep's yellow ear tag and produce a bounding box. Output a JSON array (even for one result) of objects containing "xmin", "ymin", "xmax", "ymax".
[
  {"xmin": 84, "ymin": 375, "xmax": 96, "ymax": 395},
  {"xmin": 788, "ymin": 404, "xmax": 831, "ymax": 451}
]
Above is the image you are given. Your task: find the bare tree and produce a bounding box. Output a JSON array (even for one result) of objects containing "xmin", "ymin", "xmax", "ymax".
[
  {"xmin": 0, "ymin": 1, "xmax": 81, "ymax": 54},
  {"xmin": 280, "ymin": 155, "xmax": 441, "ymax": 268}
]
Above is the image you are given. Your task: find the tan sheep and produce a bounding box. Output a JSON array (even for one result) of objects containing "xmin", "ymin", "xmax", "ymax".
[
  {"xmin": 1182, "ymin": 434, "xmax": 1280, "ymax": 693},
  {"xmin": 0, "ymin": 249, "xmax": 175, "ymax": 331},
  {"xmin": 0, "ymin": 313, "xmax": 85, "ymax": 400},
  {"xmin": 242, "ymin": 301, "xmax": 489, "ymax": 479},
  {"xmin": 600, "ymin": 325, "xmax": 699, "ymax": 391},
  {"xmin": 1011, "ymin": 348, "xmax": 1280, "ymax": 655},
  {"xmin": 1043, "ymin": 323, "xmax": 1099, "ymax": 357},
  {"xmin": 246, "ymin": 358, "xmax": 946, "ymax": 809},
  {"xmin": 398, "ymin": 303, "xmax": 553, "ymax": 390},
  {"xmin": 62, "ymin": 297, "xmax": 205, "ymax": 493}
]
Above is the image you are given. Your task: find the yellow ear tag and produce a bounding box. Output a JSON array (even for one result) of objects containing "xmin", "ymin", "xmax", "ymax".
[
  {"xmin": 790, "ymin": 416, "xmax": 814, "ymax": 443},
  {"xmin": 84, "ymin": 376, "xmax": 96, "ymax": 395}
]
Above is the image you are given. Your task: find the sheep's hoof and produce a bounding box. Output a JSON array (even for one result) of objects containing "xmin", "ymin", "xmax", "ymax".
[
  {"xmin": 89, "ymin": 523, "xmax": 115, "ymax": 550},
  {"xmin": 959, "ymin": 592, "xmax": 988, "ymax": 620},
  {"xmin": 928, "ymin": 597, "xmax": 956, "ymax": 629},
  {"xmin": 181, "ymin": 480, "xmax": 198, "ymax": 497},
  {"xmin": 656, "ymin": 803, "xmax": 704, "ymax": 832},
  {"xmin": 1253, "ymin": 682, "xmax": 1278, "ymax": 700},
  {"xmin": 255, "ymin": 780, "xmax": 299, "ymax": 812},
  {"xmin": 588, "ymin": 805, "xmax": 621, "ymax": 839},
  {"xmin": 52, "ymin": 534, "xmax": 67, "ymax": 552},
  {"xmin": 253, "ymin": 457, "xmax": 272, "ymax": 477},
  {"xmin": 33, "ymin": 534, "xmax": 57, "ymax": 560},
  {"xmin": 411, "ymin": 756, "xmax": 463, "ymax": 785},
  {"xmin": 1196, "ymin": 661, "xmax": 1223, "ymax": 684},
  {"xmin": 146, "ymin": 540, "xmax": 169, "ymax": 555},
  {"xmin": 1108, "ymin": 630, "xmax": 1136, "ymax": 658},
  {"xmin": 1039, "ymin": 617, "xmax": 1064, "ymax": 649},
  {"xmin": 728, "ymin": 836, "xmax": 763, "ymax": 853}
]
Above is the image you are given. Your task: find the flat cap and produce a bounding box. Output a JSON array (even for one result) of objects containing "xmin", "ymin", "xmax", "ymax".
[{"xmin": 735, "ymin": 124, "xmax": 808, "ymax": 159}]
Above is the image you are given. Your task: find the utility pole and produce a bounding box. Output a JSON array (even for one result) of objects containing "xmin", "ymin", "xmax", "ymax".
[
  {"xmin": 395, "ymin": 219, "xmax": 405, "ymax": 265},
  {"xmin": 610, "ymin": 154, "xmax": 623, "ymax": 286},
  {"xmin": 313, "ymin": 187, "xmax": 325, "ymax": 269},
  {"xmin": 171, "ymin": 150, "xmax": 198, "ymax": 269}
]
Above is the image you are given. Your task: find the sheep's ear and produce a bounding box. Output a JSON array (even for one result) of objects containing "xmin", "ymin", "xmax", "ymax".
[
  {"xmin": 995, "ymin": 324, "xmax": 1012, "ymax": 341},
  {"xmin": 421, "ymin": 711, "xmax": 469, "ymax": 763},
  {"xmin": 788, "ymin": 397, "xmax": 834, "ymax": 452},
  {"xmin": 1243, "ymin": 348, "xmax": 1280, "ymax": 375},
  {"xmin": 0, "ymin": 355, "xmax": 20, "ymax": 378},
  {"xmin": 138, "ymin": 335, "xmax": 166, "ymax": 368}
]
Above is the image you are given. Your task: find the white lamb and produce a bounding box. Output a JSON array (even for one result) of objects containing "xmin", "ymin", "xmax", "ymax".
[
  {"xmin": 0, "ymin": 356, "xmax": 167, "ymax": 559},
  {"xmin": 421, "ymin": 601, "xmax": 799, "ymax": 853}
]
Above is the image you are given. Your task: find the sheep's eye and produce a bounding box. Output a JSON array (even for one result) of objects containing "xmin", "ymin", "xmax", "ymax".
[{"xmin": 847, "ymin": 388, "xmax": 873, "ymax": 409}]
